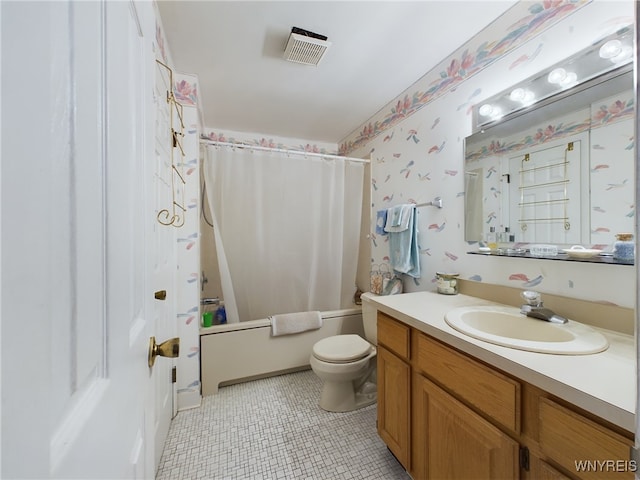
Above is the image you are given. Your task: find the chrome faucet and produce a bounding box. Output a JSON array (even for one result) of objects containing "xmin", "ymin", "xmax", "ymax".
[{"xmin": 520, "ymin": 290, "xmax": 568, "ymax": 324}]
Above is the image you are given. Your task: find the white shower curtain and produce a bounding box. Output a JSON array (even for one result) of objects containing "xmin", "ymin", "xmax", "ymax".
[{"xmin": 204, "ymin": 145, "xmax": 364, "ymax": 323}]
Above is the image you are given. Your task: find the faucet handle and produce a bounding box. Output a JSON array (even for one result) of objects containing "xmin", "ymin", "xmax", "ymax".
[{"xmin": 521, "ymin": 290, "xmax": 542, "ymax": 306}]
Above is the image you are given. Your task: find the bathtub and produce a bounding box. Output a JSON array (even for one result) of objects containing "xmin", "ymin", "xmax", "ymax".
[{"xmin": 200, "ymin": 308, "xmax": 363, "ymax": 395}]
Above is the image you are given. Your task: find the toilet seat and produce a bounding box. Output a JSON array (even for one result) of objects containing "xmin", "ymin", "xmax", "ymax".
[{"xmin": 312, "ymin": 334, "xmax": 373, "ymax": 363}]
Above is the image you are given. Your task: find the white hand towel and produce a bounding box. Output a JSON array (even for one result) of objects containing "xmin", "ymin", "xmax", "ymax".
[
  {"xmin": 385, "ymin": 204, "xmax": 413, "ymax": 232},
  {"xmin": 270, "ymin": 311, "xmax": 323, "ymax": 336}
]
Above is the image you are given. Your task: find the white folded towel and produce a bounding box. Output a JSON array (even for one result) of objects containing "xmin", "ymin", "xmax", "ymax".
[
  {"xmin": 385, "ymin": 204, "xmax": 413, "ymax": 232},
  {"xmin": 270, "ymin": 311, "xmax": 323, "ymax": 337}
]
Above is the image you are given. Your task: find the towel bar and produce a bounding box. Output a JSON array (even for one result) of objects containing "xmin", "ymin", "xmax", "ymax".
[
  {"xmin": 201, "ymin": 297, "xmax": 220, "ymax": 306},
  {"xmin": 416, "ymin": 197, "xmax": 443, "ymax": 209}
]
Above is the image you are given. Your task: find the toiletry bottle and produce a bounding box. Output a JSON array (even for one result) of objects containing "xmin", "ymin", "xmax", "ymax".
[
  {"xmin": 613, "ymin": 233, "xmax": 634, "ymax": 263},
  {"xmin": 486, "ymin": 226, "xmax": 498, "ymax": 251},
  {"xmin": 497, "ymin": 226, "xmax": 511, "ymax": 251},
  {"xmin": 215, "ymin": 301, "xmax": 227, "ymax": 324},
  {"xmin": 202, "ymin": 311, "xmax": 213, "ymax": 328}
]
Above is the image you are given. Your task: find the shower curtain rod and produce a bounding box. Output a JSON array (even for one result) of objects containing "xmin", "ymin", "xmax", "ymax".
[{"xmin": 199, "ymin": 138, "xmax": 370, "ymax": 164}]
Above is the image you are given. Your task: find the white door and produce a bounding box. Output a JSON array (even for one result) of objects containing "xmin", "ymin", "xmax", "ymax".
[
  {"xmin": 508, "ymin": 134, "xmax": 586, "ymax": 244},
  {"xmin": 1, "ymin": 1, "xmax": 168, "ymax": 478}
]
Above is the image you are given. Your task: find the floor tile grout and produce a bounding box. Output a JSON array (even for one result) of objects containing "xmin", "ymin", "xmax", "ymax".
[{"xmin": 156, "ymin": 370, "xmax": 410, "ymax": 480}]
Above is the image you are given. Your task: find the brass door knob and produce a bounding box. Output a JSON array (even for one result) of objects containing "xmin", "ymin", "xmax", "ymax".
[
  {"xmin": 154, "ymin": 290, "xmax": 167, "ymax": 300},
  {"xmin": 148, "ymin": 336, "xmax": 180, "ymax": 368}
]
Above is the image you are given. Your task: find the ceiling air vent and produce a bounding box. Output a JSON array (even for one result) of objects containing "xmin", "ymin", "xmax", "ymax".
[{"xmin": 284, "ymin": 27, "xmax": 331, "ymax": 66}]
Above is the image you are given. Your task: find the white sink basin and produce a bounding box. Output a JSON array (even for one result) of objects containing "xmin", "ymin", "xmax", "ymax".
[{"xmin": 444, "ymin": 305, "xmax": 609, "ymax": 354}]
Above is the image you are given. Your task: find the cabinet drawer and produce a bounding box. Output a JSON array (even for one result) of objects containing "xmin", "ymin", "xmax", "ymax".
[
  {"xmin": 539, "ymin": 398, "xmax": 633, "ymax": 480},
  {"xmin": 377, "ymin": 312, "xmax": 410, "ymax": 360},
  {"xmin": 415, "ymin": 333, "xmax": 520, "ymax": 433}
]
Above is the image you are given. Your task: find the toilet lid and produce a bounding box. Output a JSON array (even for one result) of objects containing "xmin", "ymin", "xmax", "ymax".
[{"xmin": 312, "ymin": 334, "xmax": 373, "ymax": 363}]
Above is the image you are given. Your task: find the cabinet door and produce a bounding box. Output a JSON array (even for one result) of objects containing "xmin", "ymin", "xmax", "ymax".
[
  {"xmin": 378, "ymin": 345, "xmax": 410, "ymax": 470},
  {"xmin": 538, "ymin": 397, "xmax": 633, "ymax": 480},
  {"xmin": 529, "ymin": 458, "xmax": 572, "ymax": 480},
  {"xmin": 413, "ymin": 374, "xmax": 519, "ymax": 480}
]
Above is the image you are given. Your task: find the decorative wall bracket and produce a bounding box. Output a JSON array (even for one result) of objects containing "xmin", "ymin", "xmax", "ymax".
[{"xmin": 156, "ymin": 60, "xmax": 186, "ymax": 228}]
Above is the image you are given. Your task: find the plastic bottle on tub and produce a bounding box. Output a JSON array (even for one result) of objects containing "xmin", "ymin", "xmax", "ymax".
[{"xmin": 215, "ymin": 301, "xmax": 227, "ymax": 324}]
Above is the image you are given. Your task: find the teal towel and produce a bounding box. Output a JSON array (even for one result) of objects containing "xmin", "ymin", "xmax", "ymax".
[{"xmin": 388, "ymin": 205, "xmax": 420, "ymax": 278}]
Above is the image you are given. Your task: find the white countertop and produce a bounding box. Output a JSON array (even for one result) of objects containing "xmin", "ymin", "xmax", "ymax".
[{"xmin": 362, "ymin": 291, "xmax": 636, "ymax": 433}]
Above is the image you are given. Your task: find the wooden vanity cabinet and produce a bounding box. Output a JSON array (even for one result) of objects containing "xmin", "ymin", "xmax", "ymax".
[
  {"xmin": 412, "ymin": 373, "xmax": 519, "ymax": 479},
  {"xmin": 411, "ymin": 330, "xmax": 521, "ymax": 479},
  {"xmin": 375, "ymin": 311, "xmax": 634, "ymax": 480},
  {"xmin": 377, "ymin": 313, "xmax": 411, "ymax": 470},
  {"xmin": 537, "ymin": 397, "xmax": 634, "ymax": 480}
]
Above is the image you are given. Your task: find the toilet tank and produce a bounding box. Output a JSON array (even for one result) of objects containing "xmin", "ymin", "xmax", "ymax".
[{"xmin": 361, "ymin": 301, "xmax": 377, "ymax": 345}]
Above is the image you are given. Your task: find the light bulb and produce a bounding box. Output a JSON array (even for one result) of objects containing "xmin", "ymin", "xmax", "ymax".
[
  {"xmin": 599, "ymin": 39, "xmax": 622, "ymax": 59},
  {"xmin": 510, "ymin": 88, "xmax": 535, "ymax": 104},
  {"xmin": 560, "ymin": 72, "xmax": 577, "ymax": 86},
  {"xmin": 610, "ymin": 45, "xmax": 633, "ymax": 64},
  {"xmin": 509, "ymin": 88, "xmax": 525, "ymax": 102},
  {"xmin": 522, "ymin": 90, "xmax": 535, "ymax": 104},
  {"xmin": 547, "ymin": 68, "xmax": 567, "ymax": 84},
  {"xmin": 478, "ymin": 104, "xmax": 494, "ymax": 117}
]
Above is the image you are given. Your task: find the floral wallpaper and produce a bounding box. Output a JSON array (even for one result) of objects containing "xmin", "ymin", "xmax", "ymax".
[
  {"xmin": 155, "ymin": 4, "xmax": 203, "ymax": 410},
  {"xmin": 466, "ymin": 93, "xmax": 634, "ymax": 162},
  {"xmin": 590, "ymin": 92, "xmax": 635, "ymax": 244},
  {"xmin": 340, "ymin": 0, "xmax": 588, "ymax": 156},
  {"xmin": 174, "ymin": 73, "xmax": 201, "ymax": 410},
  {"xmin": 465, "ymin": 116, "xmax": 591, "ymax": 162},
  {"xmin": 175, "ymin": 78, "xmax": 198, "ymax": 107},
  {"xmin": 155, "ymin": 22, "xmax": 168, "ymax": 64},
  {"xmin": 345, "ymin": 0, "xmax": 635, "ymax": 309},
  {"xmin": 201, "ymin": 128, "xmax": 338, "ymax": 155}
]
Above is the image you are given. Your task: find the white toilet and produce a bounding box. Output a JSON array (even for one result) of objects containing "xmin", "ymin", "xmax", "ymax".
[{"xmin": 309, "ymin": 303, "xmax": 378, "ymax": 412}]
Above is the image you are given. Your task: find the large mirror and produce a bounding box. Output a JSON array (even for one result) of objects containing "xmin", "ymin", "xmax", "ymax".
[{"xmin": 464, "ymin": 28, "xmax": 634, "ymax": 262}]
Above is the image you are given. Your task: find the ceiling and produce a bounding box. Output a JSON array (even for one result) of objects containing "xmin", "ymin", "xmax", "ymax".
[{"xmin": 157, "ymin": 1, "xmax": 519, "ymax": 144}]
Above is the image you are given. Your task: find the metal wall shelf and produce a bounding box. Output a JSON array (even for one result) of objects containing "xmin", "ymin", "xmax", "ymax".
[{"xmin": 468, "ymin": 250, "xmax": 633, "ymax": 265}]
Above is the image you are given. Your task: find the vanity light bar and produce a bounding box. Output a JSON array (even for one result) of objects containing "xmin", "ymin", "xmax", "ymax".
[{"xmin": 473, "ymin": 27, "xmax": 633, "ymax": 131}]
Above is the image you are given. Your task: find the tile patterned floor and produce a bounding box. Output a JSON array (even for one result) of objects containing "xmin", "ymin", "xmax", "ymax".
[{"xmin": 156, "ymin": 370, "xmax": 410, "ymax": 480}]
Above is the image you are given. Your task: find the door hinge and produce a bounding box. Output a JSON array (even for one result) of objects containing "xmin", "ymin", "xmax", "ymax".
[
  {"xmin": 519, "ymin": 446, "xmax": 530, "ymax": 471},
  {"xmin": 172, "ymin": 366, "xmax": 177, "ymax": 383}
]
